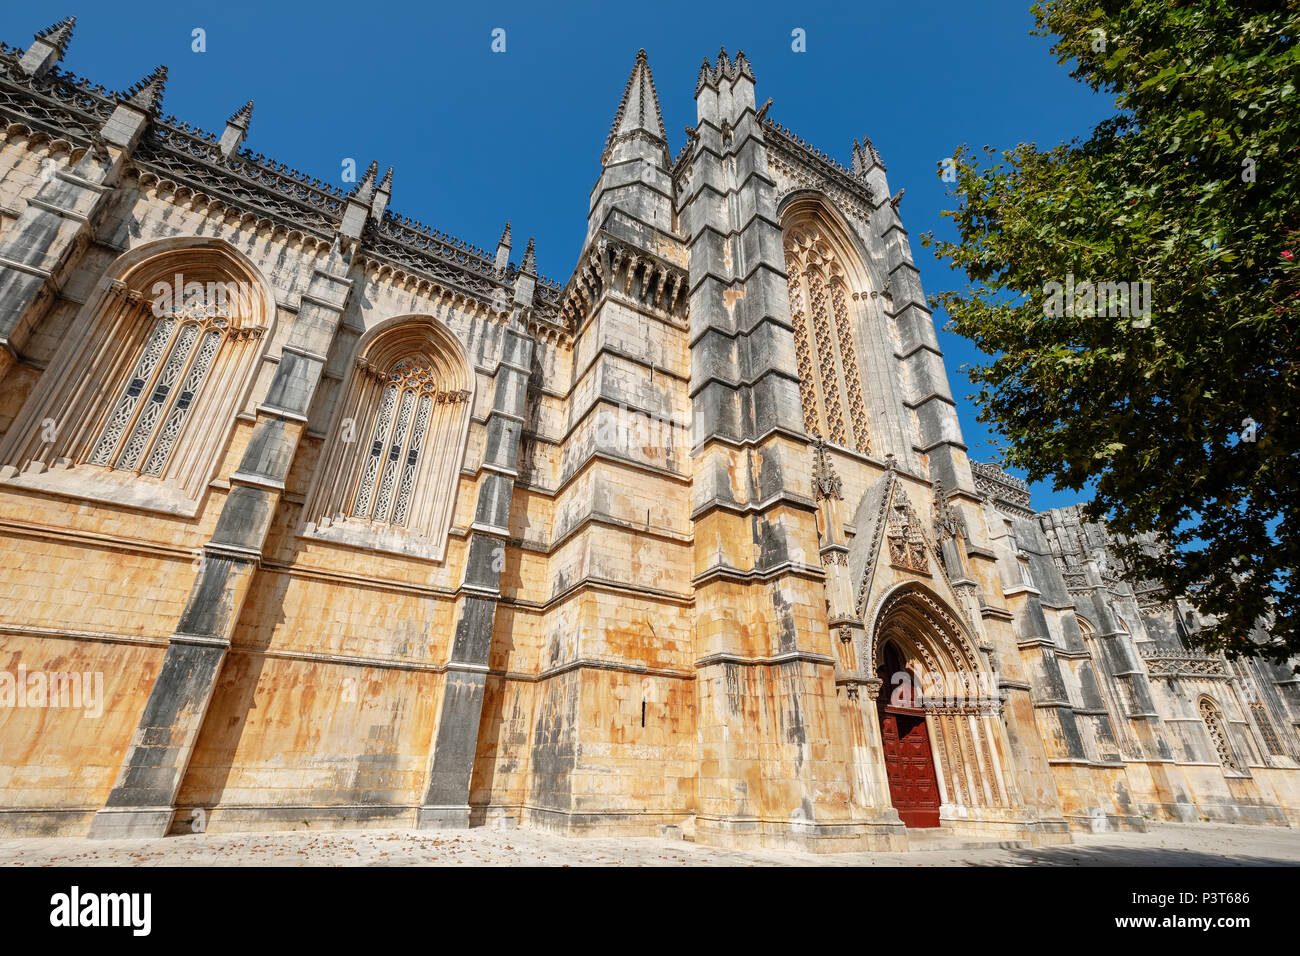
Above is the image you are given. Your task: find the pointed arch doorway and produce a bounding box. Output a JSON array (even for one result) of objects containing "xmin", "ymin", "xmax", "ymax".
[
  {"xmin": 868, "ymin": 584, "xmax": 1018, "ymax": 831},
  {"xmin": 875, "ymin": 640, "xmax": 941, "ymax": 828}
]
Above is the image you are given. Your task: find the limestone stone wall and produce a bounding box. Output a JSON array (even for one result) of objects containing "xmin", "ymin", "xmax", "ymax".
[{"xmin": 0, "ymin": 24, "xmax": 1295, "ymax": 848}]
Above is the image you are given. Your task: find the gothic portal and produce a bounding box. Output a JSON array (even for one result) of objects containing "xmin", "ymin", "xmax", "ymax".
[{"xmin": 0, "ymin": 21, "xmax": 1296, "ymax": 850}]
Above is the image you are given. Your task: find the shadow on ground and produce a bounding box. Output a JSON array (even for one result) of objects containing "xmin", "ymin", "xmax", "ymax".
[{"xmin": 967, "ymin": 844, "xmax": 1297, "ymax": 867}]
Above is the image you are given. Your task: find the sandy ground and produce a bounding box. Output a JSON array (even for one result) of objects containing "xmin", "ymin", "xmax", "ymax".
[{"xmin": 0, "ymin": 822, "xmax": 1298, "ymax": 866}]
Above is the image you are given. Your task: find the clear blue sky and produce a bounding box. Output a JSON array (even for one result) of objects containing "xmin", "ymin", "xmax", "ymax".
[{"xmin": 6, "ymin": 1, "xmax": 1114, "ymax": 510}]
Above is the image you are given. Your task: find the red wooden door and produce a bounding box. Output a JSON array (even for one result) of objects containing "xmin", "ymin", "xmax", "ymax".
[{"xmin": 880, "ymin": 706, "xmax": 941, "ymax": 828}]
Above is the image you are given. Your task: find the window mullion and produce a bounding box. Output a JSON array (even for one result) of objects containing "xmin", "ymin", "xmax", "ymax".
[
  {"xmin": 352, "ymin": 382, "xmax": 399, "ymax": 519},
  {"xmin": 87, "ymin": 316, "xmax": 177, "ymax": 467}
]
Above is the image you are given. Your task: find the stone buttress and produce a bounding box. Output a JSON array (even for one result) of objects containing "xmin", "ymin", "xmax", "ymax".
[{"xmin": 0, "ymin": 22, "xmax": 1295, "ymax": 846}]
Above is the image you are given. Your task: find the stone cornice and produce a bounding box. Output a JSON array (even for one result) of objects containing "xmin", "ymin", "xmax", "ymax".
[{"xmin": 557, "ymin": 230, "xmax": 688, "ymax": 334}]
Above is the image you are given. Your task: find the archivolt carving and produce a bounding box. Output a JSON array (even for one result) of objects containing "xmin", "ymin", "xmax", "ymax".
[{"xmin": 867, "ymin": 584, "xmax": 986, "ymax": 686}]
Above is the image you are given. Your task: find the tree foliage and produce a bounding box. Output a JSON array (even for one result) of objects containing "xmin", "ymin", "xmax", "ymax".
[{"xmin": 922, "ymin": 0, "xmax": 1300, "ymax": 662}]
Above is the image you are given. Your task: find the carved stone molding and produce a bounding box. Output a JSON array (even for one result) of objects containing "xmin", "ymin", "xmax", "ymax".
[
  {"xmin": 1138, "ymin": 646, "xmax": 1230, "ymax": 680},
  {"xmin": 556, "ymin": 234, "xmax": 686, "ymax": 333}
]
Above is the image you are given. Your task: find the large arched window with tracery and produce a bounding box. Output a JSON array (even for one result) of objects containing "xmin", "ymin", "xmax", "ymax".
[
  {"xmin": 0, "ymin": 238, "xmax": 273, "ymax": 513},
  {"xmin": 1198, "ymin": 697, "xmax": 1243, "ymax": 773},
  {"xmin": 302, "ymin": 316, "xmax": 472, "ymax": 560},
  {"xmin": 781, "ymin": 202, "xmax": 871, "ymax": 454}
]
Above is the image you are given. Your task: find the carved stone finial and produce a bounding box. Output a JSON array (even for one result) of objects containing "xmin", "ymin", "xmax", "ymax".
[
  {"xmin": 123, "ymin": 65, "xmax": 168, "ymax": 115},
  {"xmin": 19, "ymin": 16, "xmax": 76, "ymax": 77},
  {"xmin": 34, "ymin": 16, "xmax": 76, "ymax": 52},
  {"xmin": 812, "ymin": 437, "xmax": 842, "ymax": 501},
  {"xmin": 228, "ymin": 99, "xmax": 254, "ymax": 127},
  {"xmin": 734, "ymin": 50, "xmax": 755, "ymax": 81},
  {"xmin": 603, "ymin": 48, "xmax": 668, "ymax": 163},
  {"xmin": 851, "ymin": 135, "xmax": 886, "ymax": 176},
  {"xmin": 219, "ymin": 100, "xmax": 255, "ymax": 158},
  {"xmin": 491, "ymin": 221, "xmax": 514, "ymax": 275},
  {"xmin": 521, "ymin": 237, "xmax": 537, "ymax": 274},
  {"xmin": 350, "ymin": 160, "xmax": 378, "ymax": 202},
  {"xmin": 695, "ymin": 58, "xmax": 712, "ymax": 94}
]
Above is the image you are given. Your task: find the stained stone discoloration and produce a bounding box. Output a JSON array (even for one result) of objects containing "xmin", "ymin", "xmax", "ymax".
[{"xmin": 0, "ymin": 30, "xmax": 1295, "ymax": 849}]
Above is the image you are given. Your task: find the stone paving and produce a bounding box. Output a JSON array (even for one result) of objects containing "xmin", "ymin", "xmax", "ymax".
[{"xmin": 0, "ymin": 822, "xmax": 1297, "ymax": 866}]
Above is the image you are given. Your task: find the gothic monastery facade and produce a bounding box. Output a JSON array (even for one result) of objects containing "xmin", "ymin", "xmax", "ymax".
[{"xmin": 0, "ymin": 19, "xmax": 1296, "ymax": 849}]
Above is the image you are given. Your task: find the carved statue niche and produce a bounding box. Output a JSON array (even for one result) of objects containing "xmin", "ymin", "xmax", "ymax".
[
  {"xmin": 812, "ymin": 438, "xmax": 855, "ymax": 623},
  {"xmin": 885, "ymin": 492, "xmax": 931, "ymax": 576},
  {"xmin": 812, "ymin": 437, "xmax": 845, "ymax": 552},
  {"xmin": 932, "ymin": 479, "xmax": 972, "ymax": 580}
]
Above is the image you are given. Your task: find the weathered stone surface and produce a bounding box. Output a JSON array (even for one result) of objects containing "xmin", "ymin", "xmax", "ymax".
[{"xmin": 0, "ymin": 33, "xmax": 1295, "ymax": 849}]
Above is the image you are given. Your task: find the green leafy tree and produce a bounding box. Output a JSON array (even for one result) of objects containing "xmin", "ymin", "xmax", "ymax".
[{"xmin": 923, "ymin": 0, "xmax": 1299, "ymax": 662}]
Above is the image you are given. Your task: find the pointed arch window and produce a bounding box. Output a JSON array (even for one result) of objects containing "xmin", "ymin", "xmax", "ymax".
[
  {"xmin": 0, "ymin": 240, "xmax": 273, "ymax": 514},
  {"xmin": 88, "ymin": 287, "xmax": 254, "ymax": 476},
  {"xmin": 1249, "ymin": 702, "xmax": 1285, "ymax": 757},
  {"xmin": 1198, "ymin": 697, "xmax": 1243, "ymax": 772},
  {"xmin": 302, "ymin": 317, "xmax": 472, "ymax": 561},
  {"xmin": 783, "ymin": 221, "xmax": 870, "ymax": 454}
]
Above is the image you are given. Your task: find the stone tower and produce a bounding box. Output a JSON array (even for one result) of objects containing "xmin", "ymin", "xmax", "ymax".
[{"xmin": 0, "ymin": 24, "xmax": 1295, "ymax": 847}]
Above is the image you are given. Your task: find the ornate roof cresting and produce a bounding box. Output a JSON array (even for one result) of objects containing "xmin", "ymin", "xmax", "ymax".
[{"xmin": 0, "ymin": 32, "xmax": 567, "ymax": 324}]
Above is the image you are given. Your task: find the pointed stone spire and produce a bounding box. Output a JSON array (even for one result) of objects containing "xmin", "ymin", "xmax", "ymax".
[
  {"xmin": 697, "ymin": 46, "xmax": 749, "ymax": 93},
  {"xmin": 350, "ymin": 160, "xmax": 378, "ymax": 202},
  {"xmin": 35, "ymin": 16, "xmax": 76, "ymax": 49},
  {"xmin": 338, "ymin": 161, "xmax": 378, "ymax": 249},
  {"xmin": 588, "ymin": 50, "xmax": 674, "ymax": 244},
  {"xmin": 100, "ymin": 65, "xmax": 167, "ymax": 151},
  {"xmin": 734, "ymin": 49, "xmax": 755, "ymax": 81},
  {"xmin": 219, "ymin": 100, "xmax": 253, "ymax": 158},
  {"xmin": 122, "ymin": 66, "xmax": 168, "ymax": 115},
  {"xmin": 494, "ymin": 221, "xmax": 512, "ymax": 274},
  {"xmin": 20, "ymin": 16, "xmax": 75, "ymax": 79},
  {"xmin": 228, "ymin": 99, "xmax": 254, "ymax": 126},
  {"xmin": 602, "ymin": 49, "xmax": 668, "ymax": 164},
  {"xmin": 695, "ymin": 57, "xmax": 713, "ymax": 94},
  {"xmin": 372, "ymin": 166, "xmax": 393, "ymax": 219},
  {"xmin": 851, "ymin": 135, "xmax": 886, "ymax": 176},
  {"xmin": 520, "ymin": 237, "xmax": 537, "ymax": 275}
]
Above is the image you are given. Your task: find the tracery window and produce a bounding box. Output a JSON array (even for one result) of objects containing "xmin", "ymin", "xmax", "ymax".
[
  {"xmin": 1198, "ymin": 697, "xmax": 1242, "ymax": 772},
  {"xmin": 783, "ymin": 222, "xmax": 870, "ymax": 454},
  {"xmin": 1228, "ymin": 659, "xmax": 1287, "ymax": 758},
  {"xmin": 302, "ymin": 317, "xmax": 471, "ymax": 560},
  {"xmin": 0, "ymin": 239, "xmax": 272, "ymax": 512},
  {"xmin": 87, "ymin": 286, "xmax": 253, "ymax": 476},
  {"xmin": 1249, "ymin": 702, "xmax": 1285, "ymax": 757}
]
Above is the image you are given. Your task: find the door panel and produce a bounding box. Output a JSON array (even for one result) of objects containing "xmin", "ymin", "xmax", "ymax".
[{"xmin": 880, "ymin": 707, "xmax": 941, "ymax": 828}]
